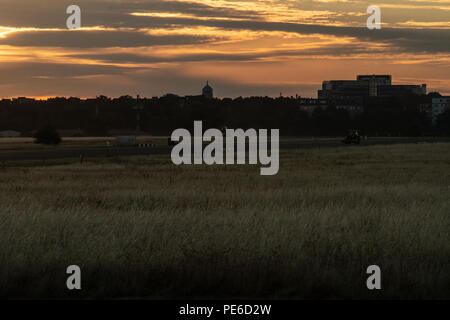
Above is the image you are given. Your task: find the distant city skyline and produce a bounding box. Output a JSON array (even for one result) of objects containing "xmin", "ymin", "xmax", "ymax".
[
  {"xmin": 2, "ymin": 74, "xmax": 446, "ymax": 101},
  {"xmin": 0, "ymin": 0, "xmax": 449, "ymax": 98}
]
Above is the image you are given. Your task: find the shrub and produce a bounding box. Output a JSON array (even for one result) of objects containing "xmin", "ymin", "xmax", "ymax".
[{"xmin": 34, "ymin": 125, "xmax": 62, "ymax": 145}]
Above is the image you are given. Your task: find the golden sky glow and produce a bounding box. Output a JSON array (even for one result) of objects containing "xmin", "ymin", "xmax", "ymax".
[{"xmin": 0, "ymin": 0, "xmax": 449, "ymax": 98}]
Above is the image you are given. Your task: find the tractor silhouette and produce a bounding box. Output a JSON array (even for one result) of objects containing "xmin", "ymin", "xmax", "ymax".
[{"xmin": 342, "ymin": 130, "xmax": 361, "ymax": 144}]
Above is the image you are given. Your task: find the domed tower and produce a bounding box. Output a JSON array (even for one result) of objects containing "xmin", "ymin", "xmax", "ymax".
[{"xmin": 202, "ymin": 81, "xmax": 213, "ymax": 100}]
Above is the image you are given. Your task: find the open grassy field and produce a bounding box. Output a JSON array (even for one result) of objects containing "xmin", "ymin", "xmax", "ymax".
[{"xmin": 0, "ymin": 143, "xmax": 449, "ymax": 299}]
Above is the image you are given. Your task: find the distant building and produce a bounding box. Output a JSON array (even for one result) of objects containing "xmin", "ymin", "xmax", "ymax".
[
  {"xmin": 298, "ymin": 97, "xmax": 363, "ymax": 118},
  {"xmin": 116, "ymin": 135, "xmax": 136, "ymax": 146},
  {"xmin": 357, "ymin": 75, "xmax": 392, "ymax": 97},
  {"xmin": 357, "ymin": 75, "xmax": 392, "ymax": 86},
  {"xmin": 318, "ymin": 75, "xmax": 426, "ymax": 100},
  {"xmin": 109, "ymin": 129, "xmax": 140, "ymax": 136},
  {"xmin": 335, "ymin": 104, "xmax": 364, "ymax": 116},
  {"xmin": 202, "ymin": 81, "xmax": 213, "ymax": 99},
  {"xmin": 318, "ymin": 80, "xmax": 365, "ymax": 101},
  {"xmin": 298, "ymin": 98, "xmax": 328, "ymax": 116},
  {"xmin": 431, "ymin": 97, "xmax": 450, "ymax": 126},
  {"xmin": 419, "ymin": 101, "xmax": 432, "ymax": 122},
  {"xmin": 378, "ymin": 84, "xmax": 426, "ymax": 97},
  {"xmin": 0, "ymin": 130, "xmax": 21, "ymax": 137}
]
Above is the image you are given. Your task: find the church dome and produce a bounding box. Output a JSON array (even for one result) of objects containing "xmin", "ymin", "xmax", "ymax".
[
  {"xmin": 202, "ymin": 81, "xmax": 213, "ymax": 99},
  {"xmin": 203, "ymin": 81, "xmax": 212, "ymax": 93}
]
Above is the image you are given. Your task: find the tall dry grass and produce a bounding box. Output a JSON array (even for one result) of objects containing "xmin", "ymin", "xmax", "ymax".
[{"xmin": 0, "ymin": 143, "xmax": 449, "ymax": 299}]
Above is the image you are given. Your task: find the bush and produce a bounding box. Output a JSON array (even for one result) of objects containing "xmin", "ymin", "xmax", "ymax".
[{"xmin": 34, "ymin": 125, "xmax": 62, "ymax": 145}]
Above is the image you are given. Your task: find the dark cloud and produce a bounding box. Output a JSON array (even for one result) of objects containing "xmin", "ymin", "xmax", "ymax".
[
  {"xmin": 67, "ymin": 44, "xmax": 385, "ymax": 64},
  {"xmin": 129, "ymin": 16, "xmax": 450, "ymax": 53},
  {"xmin": 68, "ymin": 52, "xmax": 258, "ymax": 64},
  {"xmin": 2, "ymin": 17, "xmax": 448, "ymax": 54},
  {"xmin": 0, "ymin": 30, "xmax": 212, "ymax": 48},
  {"xmin": 0, "ymin": 0, "xmax": 448, "ymax": 53},
  {"xmin": 0, "ymin": 0, "xmax": 261, "ymax": 28}
]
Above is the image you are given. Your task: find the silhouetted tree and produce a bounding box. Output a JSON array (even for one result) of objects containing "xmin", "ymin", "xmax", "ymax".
[
  {"xmin": 83, "ymin": 117, "xmax": 108, "ymax": 136},
  {"xmin": 34, "ymin": 125, "xmax": 61, "ymax": 145},
  {"xmin": 0, "ymin": 94, "xmax": 445, "ymax": 137}
]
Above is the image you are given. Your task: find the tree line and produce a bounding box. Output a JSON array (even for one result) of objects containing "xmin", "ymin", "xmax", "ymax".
[{"xmin": 0, "ymin": 93, "xmax": 449, "ymax": 136}]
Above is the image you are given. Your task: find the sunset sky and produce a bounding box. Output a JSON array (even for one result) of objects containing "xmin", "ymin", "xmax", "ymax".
[{"xmin": 0, "ymin": 0, "xmax": 449, "ymax": 98}]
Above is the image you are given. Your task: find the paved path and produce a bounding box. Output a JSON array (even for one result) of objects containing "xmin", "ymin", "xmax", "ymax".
[{"xmin": 0, "ymin": 137, "xmax": 449, "ymax": 161}]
